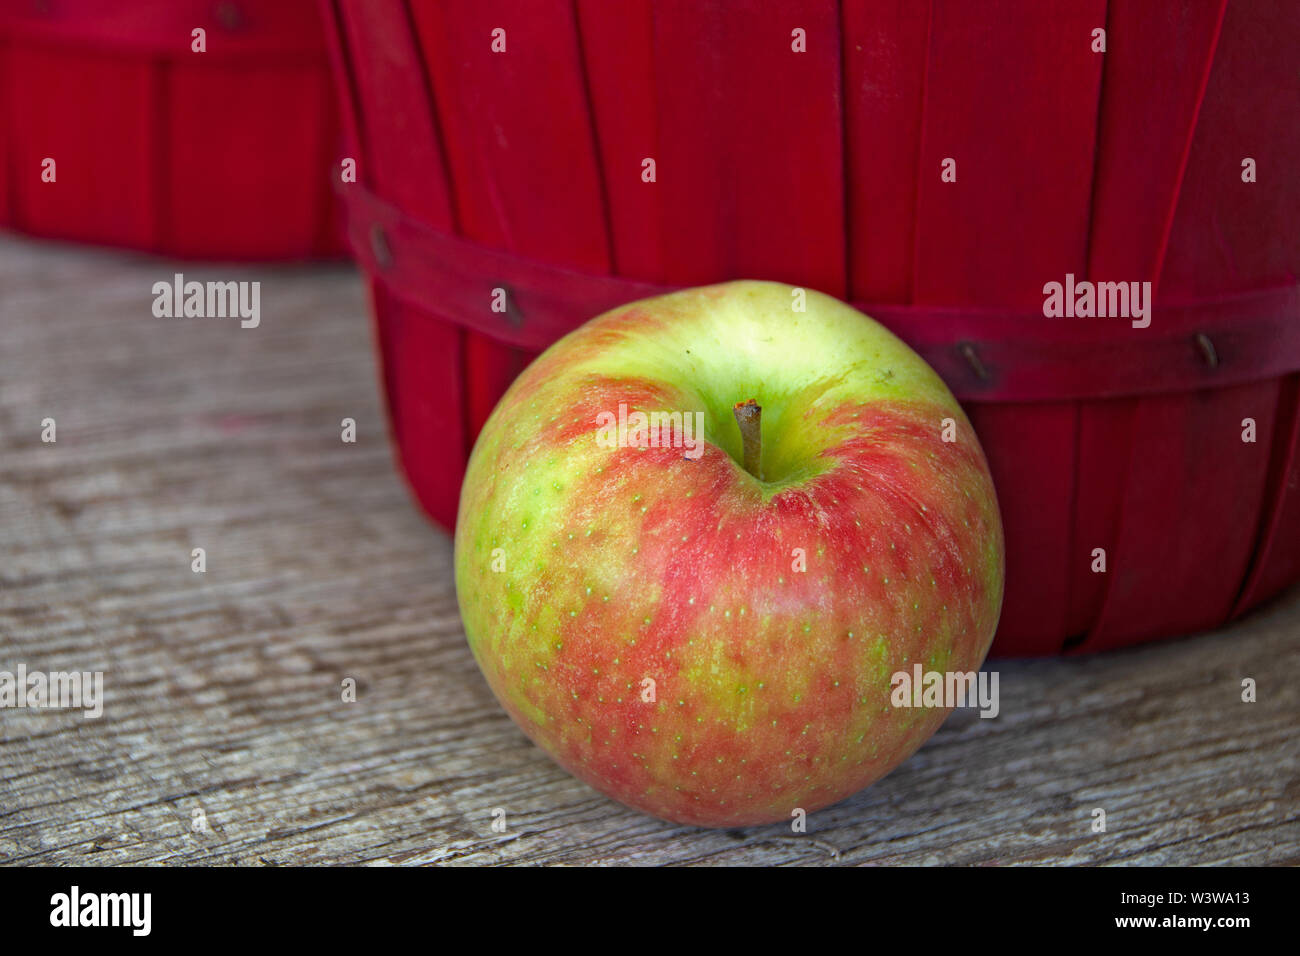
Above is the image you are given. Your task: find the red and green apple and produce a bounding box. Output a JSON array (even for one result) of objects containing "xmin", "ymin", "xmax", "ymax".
[{"xmin": 454, "ymin": 280, "xmax": 1004, "ymax": 827}]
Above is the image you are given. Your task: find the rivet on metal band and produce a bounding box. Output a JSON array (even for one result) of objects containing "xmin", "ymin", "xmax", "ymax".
[
  {"xmin": 369, "ymin": 224, "xmax": 393, "ymax": 270},
  {"xmin": 497, "ymin": 284, "xmax": 525, "ymax": 328},
  {"xmin": 215, "ymin": 1, "xmax": 244, "ymax": 30},
  {"xmin": 959, "ymin": 342, "xmax": 991, "ymax": 382},
  {"xmin": 1195, "ymin": 332, "xmax": 1219, "ymax": 369}
]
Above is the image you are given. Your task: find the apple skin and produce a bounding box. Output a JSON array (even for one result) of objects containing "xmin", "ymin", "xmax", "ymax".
[{"xmin": 454, "ymin": 281, "xmax": 1004, "ymax": 828}]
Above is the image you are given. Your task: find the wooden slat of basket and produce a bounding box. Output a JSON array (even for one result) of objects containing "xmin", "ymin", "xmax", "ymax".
[
  {"xmin": 334, "ymin": 0, "xmax": 467, "ymax": 529},
  {"xmin": 842, "ymin": 0, "xmax": 928, "ymax": 304},
  {"xmin": 0, "ymin": 37, "xmax": 9, "ymax": 225},
  {"xmin": 1234, "ymin": 374, "xmax": 1300, "ymax": 614},
  {"xmin": 1165, "ymin": 0, "xmax": 1300, "ymax": 626},
  {"xmin": 1162, "ymin": 0, "xmax": 1300, "ymax": 300},
  {"xmin": 966, "ymin": 403, "xmax": 1078, "ymax": 654},
  {"xmin": 912, "ymin": 0, "xmax": 1103, "ymax": 306},
  {"xmin": 910, "ymin": 0, "xmax": 1104, "ymax": 655},
  {"xmin": 1075, "ymin": 0, "xmax": 1231, "ymax": 651},
  {"xmin": 650, "ymin": 0, "xmax": 846, "ymax": 293},
  {"xmin": 576, "ymin": 0, "xmax": 664, "ymax": 283},
  {"xmin": 409, "ymin": 1, "xmax": 611, "ymax": 440},
  {"xmin": 1085, "ymin": 0, "xmax": 1300, "ymax": 651},
  {"xmin": 1092, "ymin": 388, "xmax": 1272, "ymax": 649},
  {"xmin": 1065, "ymin": 401, "xmax": 1133, "ymax": 642}
]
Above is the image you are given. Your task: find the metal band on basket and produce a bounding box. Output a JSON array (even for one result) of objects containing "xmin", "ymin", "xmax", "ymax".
[{"xmin": 343, "ymin": 182, "xmax": 1300, "ymax": 404}]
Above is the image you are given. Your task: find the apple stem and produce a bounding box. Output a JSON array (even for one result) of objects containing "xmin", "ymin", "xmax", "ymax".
[{"xmin": 732, "ymin": 399, "xmax": 763, "ymax": 480}]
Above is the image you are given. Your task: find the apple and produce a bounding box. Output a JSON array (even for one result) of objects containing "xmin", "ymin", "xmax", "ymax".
[{"xmin": 454, "ymin": 280, "xmax": 1004, "ymax": 827}]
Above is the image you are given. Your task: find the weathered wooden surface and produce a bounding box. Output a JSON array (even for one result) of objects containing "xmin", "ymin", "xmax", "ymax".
[{"xmin": 0, "ymin": 234, "xmax": 1296, "ymax": 866}]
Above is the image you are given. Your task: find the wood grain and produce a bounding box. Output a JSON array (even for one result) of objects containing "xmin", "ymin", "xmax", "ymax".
[{"xmin": 0, "ymin": 235, "xmax": 1296, "ymax": 866}]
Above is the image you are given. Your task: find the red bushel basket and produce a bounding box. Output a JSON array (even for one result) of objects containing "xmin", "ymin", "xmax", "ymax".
[
  {"xmin": 0, "ymin": 0, "xmax": 344, "ymax": 259},
  {"xmin": 321, "ymin": 0, "xmax": 1300, "ymax": 657}
]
